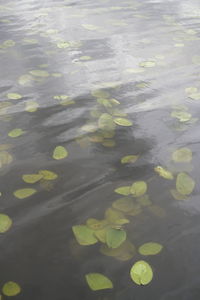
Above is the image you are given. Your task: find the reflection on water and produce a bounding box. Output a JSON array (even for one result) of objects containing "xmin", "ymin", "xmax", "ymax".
[{"xmin": 0, "ymin": 0, "xmax": 200, "ymax": 298}]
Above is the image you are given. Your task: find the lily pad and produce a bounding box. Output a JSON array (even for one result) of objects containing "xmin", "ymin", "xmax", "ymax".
[
  {"xmin": 0, "ymin": 214, "xmax": 12, "ymax": 233},
  {"xmin": 29, "ymin": 70, "xmax": 49, "ymax": 77},
  {"xmin": 176, "ymin": 172, "xmax": 195, "ymax": 195},
  {"xmin": 7, "ymin": 93, "xmax": 22, "ymax": 100},
  {"xmin": 38, "ymin": 170, "xmax": 58, "ymax": 180},
  {"xmin": 112, "ymin": 197, "xmax": 134, "ymax": 213},
  {"xmin": 114, "ymin": 186, "xmax": 131, "ymax": 196},
  {"xmin": 85, "ymin": 273, "xmax": 113, "ymax": 291},
  {"xmin": 106, "ymin": 228, "xmax": 126, "ymax": 248},
  {"xmin": 13, "ymin": 188, "xmax": 36, "ymax": 199},
  {"xmin": 172, "ymin": 147, "xmax": 192, "ymax": 162},
  {"xmin": 154, "ymin": 166, "xmax": 174, "ymax": 180},
  {"xmin": 130, "ymin": 181, "xmax": 147, "ymax": 197},
  {"xmin": 53, "ymin": 146, "xmax": 68, "ymax": 160},
  {"xmin": 72, "ymin": 225, "xmax": 98, "ymax": 246},
  {"xmin": 2, "ymin": 282, "xmax": 21, "ymax": 296},
  {"xmin": 138, "ymin": 242, "xmax": 163, "ymax": 255},
  {"xmin": 114, "ymin": 118, "xmax": 132, "ymax": 126},
  {"xmin": 8, "ymin": 128, "xmax": 25, "ymax": 138},
  {"xmin": 130, "ymin": 260, "xmax": 153, "ymax": 285},
  {"xmin": 22, "ymin": 174, "xmax": 43, "ymax": 184},
  {"xmin": 121, "ymin": 155, "xmax": 139, "ymax": 164}
]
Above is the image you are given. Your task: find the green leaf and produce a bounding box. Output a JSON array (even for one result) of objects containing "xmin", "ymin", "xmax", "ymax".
[
  {"xmin": 2, "ymin": 282, "xmax": 21, "ymax": 296},
  {"xmin": 138, "ymin": 242, "xmax": 163, "ymax": 255},
  {"xmin": 114, "ymin": 118, "xmax": 132, "ymax": 126},
  {"xmin": 72, "ymin": 225, "xmax": 98, "ymax": 246},
  {"xmin": 7, "ymin": 93, "xmax": 22, "ymax": 100},
  {"xmin": 85, "ymin": 273, "xmax": 113, "ymax": 291},
  {"xmin": 25, "ymin": 101, "xmax": 39, "ymax": 112},
  {"xmin": 112, "ymin": 197, "xmax": 135, "ymax": 213},
  {"xmin": 0, "ymin": 214, "xmax": 12, "ymax": 233},
  {"xmin": 91, "ymin": 90, "xmax": 110, "ymax": 98},
  {"xmin": 172, "ymin": 147, "xmax": 192, "ymax": 162},
  {"xmin": 100, "ymin": 240, "xmax": 136, "ymax": 261},
  {"xmin": 53, "ymin": 146, "xmax": 68, "ymax": 160},
  {"xmin": 114, "ymin": 186, "xmax": 130, "ymax": 196},
  {"xmin": 13, "ymin": 188, "xmax": 36, "ymax": 199},
  {"xmin": 170, "ymin": 189, "xmax": 188, "ymax": 200},
  {"xmin": 8, "ymin": 128, "xmax": 25, "ymax": 138},
  {"xmin": 188, "ymin": 92, "xmax": 200, "ymax": 100},
  {"xmin": 121, "ymin": 155, "xmax": 139, "ymax": 164},
  {"xmin": 86, "ymin": 218, "xmax": 107, "ymax": 230},
  {"xmin": 105, "ymin": 208, "xmax": 128, "ymax": 225},
  {"xmin": 29, "ymin": 70, "xmax": 49, "ymax": 77},
  {"xmin": 171, "ymin": 111, "xmax": 192, "ymax": 122},
  {"xmin": 106, "ymin": 228, "xmax": 126, "ymax": 248},
  {"xmin": 139, "ymin": 61, "xmax": 156, "ymax": 67},
  {"xmin": 22, "ymin": 174, "xmax": 43, "ymax": 184},
  {"xmin": 154, "ymin": 166, "xmax": 174, "ymax": 180},
  {"xmin": 57, "ymin": 41, "xmax": 70, "ymax": 48},
  {"xmin": 38, "ymin": 170, "xmax": 58, "ymax": 180},
  {"xmin": 130, "ymin": 260, "xmax": 153, "ymax": 285},
  {"xmin": 130, "ymin": 181, "xmax": 147, "ymax": 197},
  {"xmin": 176, "ymin": 172, "xmax": 195, "ymax": 195},
  {"xmin": 98, "ymin": 113, "xmax": 116, "ymax": 131}
]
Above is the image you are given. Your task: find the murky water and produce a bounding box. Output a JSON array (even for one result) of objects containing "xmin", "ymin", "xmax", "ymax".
[{"xmin": 1, "ymin": 0, "xmax": 200, "ymax": 299}]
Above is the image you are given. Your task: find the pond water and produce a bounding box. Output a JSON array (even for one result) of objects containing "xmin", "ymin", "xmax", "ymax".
[{"xmin": 1, "ymin": 0, "xmax": 200, "ymax": 299}]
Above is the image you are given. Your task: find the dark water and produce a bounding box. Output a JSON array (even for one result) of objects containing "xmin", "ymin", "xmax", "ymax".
[{"xmin": 1, "ymin": 0, "xmax": 200, "ymax": 299}]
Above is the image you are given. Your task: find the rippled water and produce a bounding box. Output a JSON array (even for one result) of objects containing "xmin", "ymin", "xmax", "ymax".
[{"xmin": 1, "ymin": 0, "xmax": 200, "ymax": 299}]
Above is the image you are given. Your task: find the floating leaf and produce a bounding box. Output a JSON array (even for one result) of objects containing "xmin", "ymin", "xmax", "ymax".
[
  {"xmin": 170, "ymin": 189, "xmax": 188, "ymax": 200},
  {"xmin": 82, "ymin": 24, "xmax": 99, "ymax": 30},
  {"xmin": 105, "ymin": 208, "xmax": 128, "ymax": 225},
  {"xmin": 121, "ymin": 155, "xmax": 139, "ymax": 164},
  {"xmin": 188, "ymin": 93, "xmax": 200, "ymax": 100},
  {"xmin": 0, "ymin": 214, "xmax": 12, "ymax": 233},
  {"xmin": 94, "ymin": 227, "xmax": 108, "ymax": 243},
  {"xmin": 106, "ymin": 228, "xmax": 126, "ymax": 249},
  {"xmin": 13, "ymin": 188, "xmax": 36, "ymax": 199},
  {"xmin": 85, "ymin": 273, "xmax": 113, "ymax": 291},
  {"xmin": 72, "ymin": 225, "xmax": 97, "ymax": 246},
  {"xmin": 172, "ymin": 147, "xmax": 192, "ymax": 162},
  {"xmin": 25, "ymin": 101, "xmax": 39, "ymax": 112},
  {"xmin": 130, "ymin": 260, "xmax": 153, "ymax": 285},
  {"xmin": 8, "ymin": 128, "xmax": 25, "ymax": 138},
  {"xmin": 154, "ymin": 166, "xmax": 174, "ymax": 180},
  {"xmin": 130, "ymin": 181, "xmax": 147, "ymax": 197},
  {"xmin": 140, "ymin": 61, "xmax": 156, "ymax": 68},
  {"xmin": 185, "ymin": 87, "xmax": 198, "ymax": 94},
  {"xmin": 171, "ymin": 111, "xmax": 192, "ymax": 122},
  {"xmin": 0, "ymin": 151, "xmax": 13, "ymax": 165},
  {"xmin": 112, "ymin": 197, "xmax": 134, "ymax": 213},
  {"xmin": 22, "ymin": 174, "xmax": 43, "ymax": 184},
  {"xmin": 38, "ymin": 170, "xmax": 58, "ymax": 180},
  {"xmin": 92, "ymin": 90, "xmax": 110, "ymax": 98},
  {"xmin": 53, "ymin": 146, "xmax": 68, "ymax": 160},
  {"xmin": 138, "ymin": 242, "xmax": 163, "ymax": 255},
  {"xmin": 114, "ymin": 186, "xmax": 130, "ymax": 196},
  {"xmin": 86, "ymin": 218, "xmax": 107, "ymax": 231},
  {"xmin": 29, "ymin": 70, "xmax": 49, "ymax": 77},
  {"xmin": 18, "ymin": 74, "xmax": 33, "ymax": 86},
  {"xmin": 7, "ymin": 93, "xmax": 22, "ymax": 100},
  {"xmin": 114, "ymin": 118, "xmax": 132, "ymax": 126},
  {"xmin": 176, "ymin": 172, "xmax": 195, "ymax": 195},
  {"xmin": 57, "ymin": 41, "xmax": 70, "ymax": 48},
  {"xmin": 2, "ymin": 282, "xmax": 21, "ymax": 296},
  {"xmin": 81, "ymin": 123, "xmax": 97, "ymax": 133},
  {"xmin": 100, "ymin": 240, "xmax": 136, "ymax": 261},
  {"xmin": 98, "ymin": 113, "xmax": 116, "ymax": 131}
]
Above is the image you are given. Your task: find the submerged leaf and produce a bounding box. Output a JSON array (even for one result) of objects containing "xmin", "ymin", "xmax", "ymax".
[
  {"xmin": 172, "ymin": 147, "xmax": 192, "ymax": 162},
  {"xmin": 53, "ymin": 146, "xmax": 68, "ymax": 160},
  {"xmin": 105, "ymin": 208, "xmax": 128, "ymax": 225},
  {"xmin": 7, "ymin": 93, "xmax": 22, "ymax": 100},
  {"xmin": 176, "ymin": 172, "xmax": 195, "ymax": 195},
  {"xmin": 114, "ymin": 186, "xmax": 130, "ymax": 196},
  {"xmin": 170, "ymin": 189, "xmax": 188, "ymax": 200},
  {"xmin": 22, "ymin": 174, "xmax": 43, "ymax": 184},
  {"xmin": 0, "ymin": 214, "xmax": 12, "ymax": 233},
  {"xmin": 85, "ymin": 273, "xmax": 113, "ymax": 291},
  {"xmin": 57, "ymin": 41, "xmax": 70, "ymax": 48},
  {"xmin": 72, "ymin": 225, "xmax": 98, "ymax": 246},
  {"xmin": 2, "ymin": 282, "xmax": 21, "ymax": 296},
  {"xmin": 130, "ymin": 260, "xmax": 153, "ymax": 285},
  {"xmin": 98, "ymin": 113, "xmax": 116, "ymax": 131},
  {"xmin": 140, "ymin": 61, "xmax": 156, "ymax": 68},
  {"xmin": 130, "ymin": 181, "xmax": 147, "ymax": 197},
  {"xmin": 13, "ymin": 188, "xmax": 36, "ymax": 199},
  {"xmin": 171, "ymin": 111, "xmax": 192, "ymax": 122},
  {"xmin": 106, "ymin": 228, "xmax": 126, "ymax": 249},
  {"xmin": 138, "ymin": 242, "xmax": 163, "ymax": 255},
  {"xmin": 8, "ymin": 128, "xmax": 25, "ymax": 138},
  {"xmin": 25, "ymin": 101, "xmax": 39, "ymax": 112},
  {"xmin": 112, "ymin": 197, "xmax": 134, "ymax": 213},
  {"xmin": 154, "ymin": 166, "xmax": 174, "ymax": 180},
  {"xmin": 121, "ymin": 155, "xmax": 139, "ymax": 164},
  {"xmin": 114, "ymin": 118, "xmax": 132, "ymax": 126},
  {"xmin": 29, "ymin": 70, "xmax": 49, "ymax": 77},
  {"xmin": 100, "ymin": 240, "xmax": 136, "ymax": 261}
]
